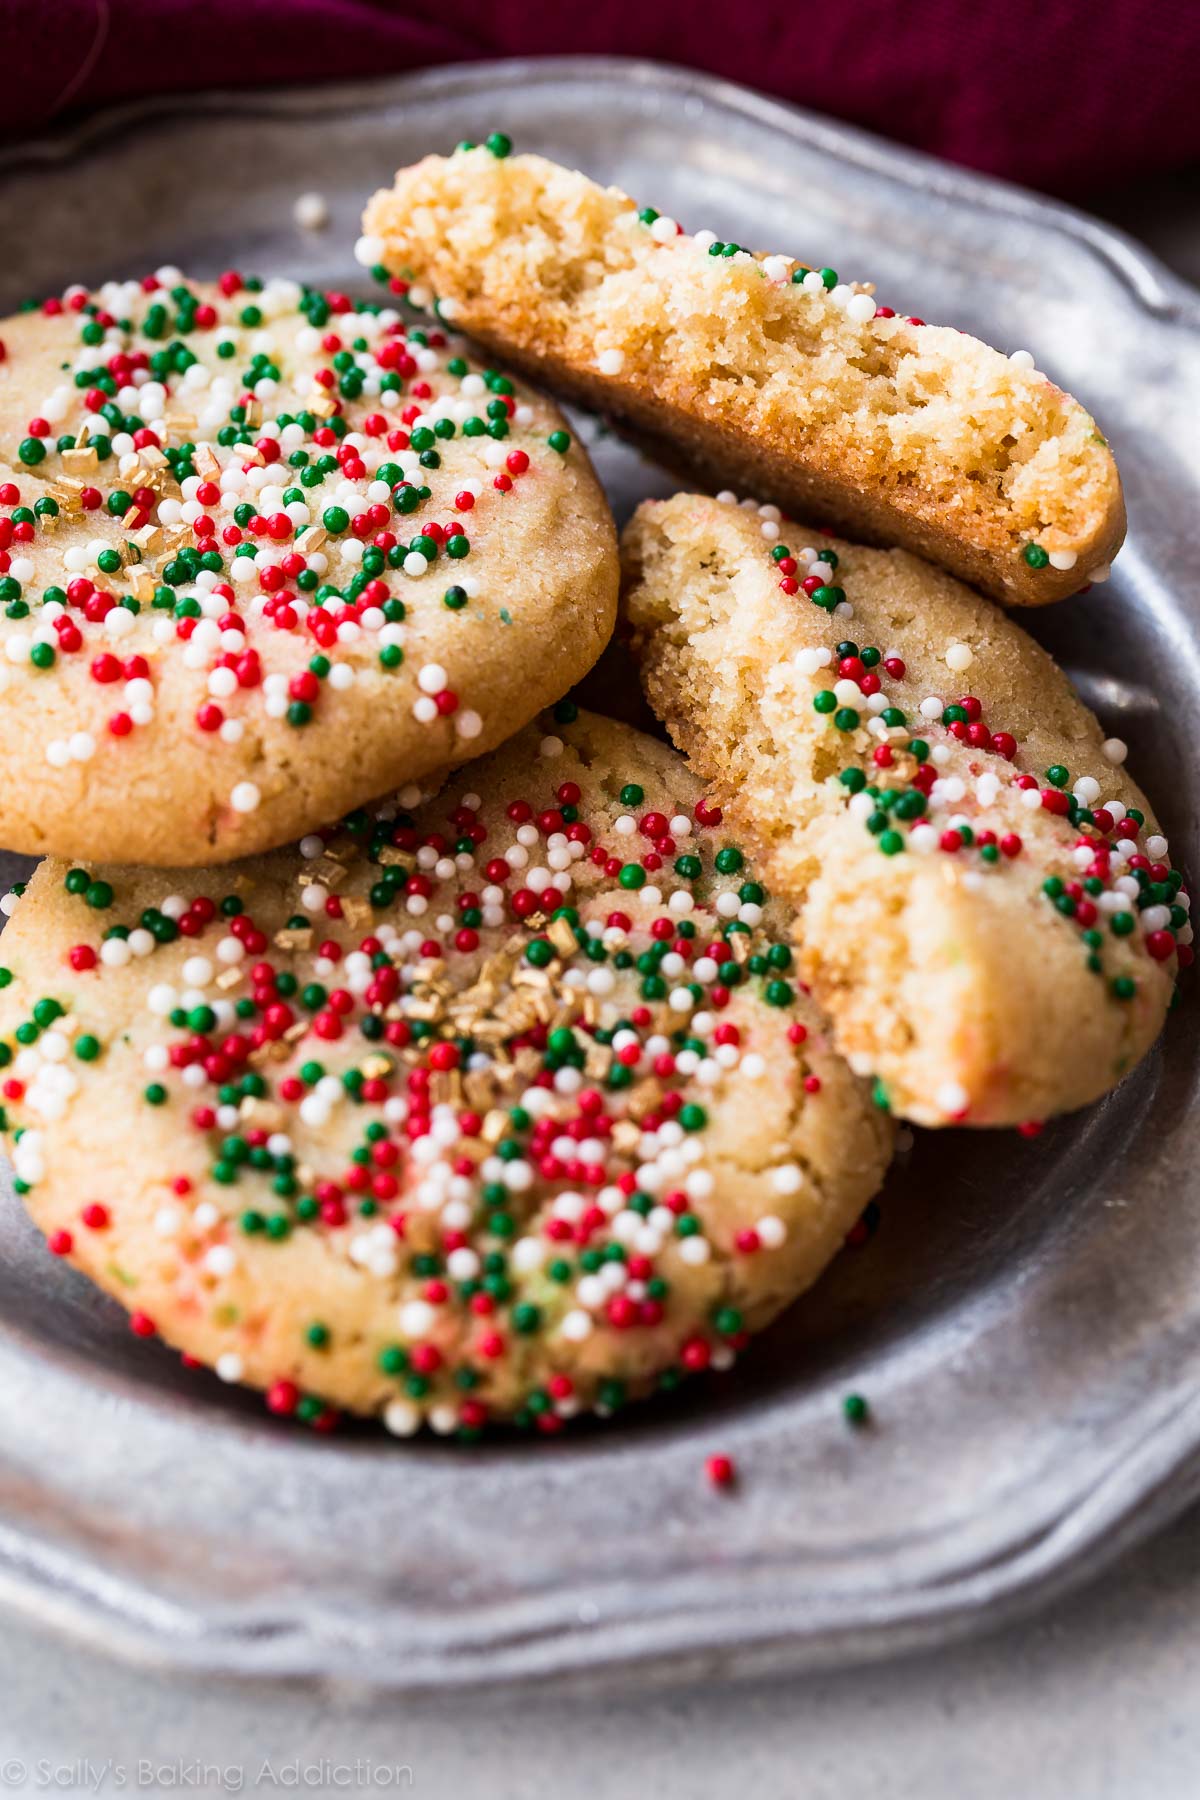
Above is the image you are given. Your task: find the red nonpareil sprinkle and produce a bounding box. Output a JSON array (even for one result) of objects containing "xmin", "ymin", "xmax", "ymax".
[{"xmin": 706, "ymin": 1453, "xmax": 736, "ymax": 1488}]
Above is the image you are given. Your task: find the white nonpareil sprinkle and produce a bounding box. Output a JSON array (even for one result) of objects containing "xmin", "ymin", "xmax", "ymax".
[
  {"xmin": 294, "ymin": 192, "xmax": 330, "ymax": 230},
  {"xmin": 384, "ymin": 1400, "xmax": 421, "ymax": 1437},
  {"xmin": 399, "ymin": 1299, "xmax": 436, "ymax": 1339},
  {"xmin": 229, "ymin": 781, "xmax": 261, "ymax": 814}
]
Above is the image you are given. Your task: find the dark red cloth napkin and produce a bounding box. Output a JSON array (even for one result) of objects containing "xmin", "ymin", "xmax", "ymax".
[{"xmin": 4, "ymin": 0, "xmax": 1197, "ymax": 196}]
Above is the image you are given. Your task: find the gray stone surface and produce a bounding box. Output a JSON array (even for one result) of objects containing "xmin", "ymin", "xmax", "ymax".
[{"xmin": 0, "ymin": 1501, "xmax": 1195, "ymax": 1797}]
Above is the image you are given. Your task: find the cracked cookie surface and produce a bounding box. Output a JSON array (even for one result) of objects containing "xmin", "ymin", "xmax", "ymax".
[
  {"xmin": 0, "ymin": 271, "xmax": 616, "ymax": 864},
  {"xmin": 0, "ymin": 709, "xmax": 891, "ymax": 1433}
]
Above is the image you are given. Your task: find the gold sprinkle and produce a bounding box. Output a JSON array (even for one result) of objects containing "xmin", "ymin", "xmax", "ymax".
[
  {"xmin": 274, "ymin": 927, "xmax": 313, "ymax": 950},
  {"xmin": 463, "ymin": 1071, "xmax": 497, "ymax": 1112},
  {"xmin": 309, "ymin": 857, "xmax": 348, "ymax": 890},
  {"xmin": 627, "ymin": 1080, "xmax": 664, "ymax": 1123},
  {"xmin": 482, "ymin": 1110, "xmax": 508, "ymax": 1143},
  {"xmin": 61, "ymin": 446, "xmax": 99, "ymax": 476},
  {"xmin": 215, "ymin": 968, "xmax": 244, "ymax": 991},
  {"xmin": 493, "ymin": 999, "xmax": 540, "ymax": 1037},
  {"xmin": 429, "ymin": 1071, "xmax": 463, "ymax": 1108},
  {"xmin": 548, "ymin": 918, "xmax": 578, "ymax": 957},
  {"xmin": 404, "ymin": 997, "xmax": 444, "ymax": 1023},
  {"xmin": 240, "ymin": 1098, "xmax": 283, "ymax": 1130}
]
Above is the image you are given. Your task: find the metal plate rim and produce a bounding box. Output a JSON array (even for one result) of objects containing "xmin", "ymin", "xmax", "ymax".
[
  {"xmin": 4, "ymin": 55, "xmax": 1200, "ymax": 331},
  {"xmin": 1, "ymin": 55, "xmax": 1199, "ymax": 1692}
]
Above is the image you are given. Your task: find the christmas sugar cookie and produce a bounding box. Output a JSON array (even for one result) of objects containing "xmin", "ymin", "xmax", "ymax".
[
  {"xmin": 0, "ymin": 271, "xmax": 616, "ymax": 865},
  {"xmin": 622, "ymin": 494, "xmax": 1188, "ymax": 1127},
  {"xmin": 0, "ymin": 710, "xmax": 892, "ymax": 1434},
  {"xmin": 362, "ymin": 144, "xmax": 1124, "ymax": 607}
]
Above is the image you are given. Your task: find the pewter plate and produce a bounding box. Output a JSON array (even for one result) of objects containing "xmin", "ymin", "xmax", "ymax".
[{"xmin": 0, "ymin": 58, "xmax": 1198, "ymax": 1691}]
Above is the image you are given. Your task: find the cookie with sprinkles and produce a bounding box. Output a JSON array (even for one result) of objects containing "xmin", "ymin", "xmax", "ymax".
[
  {"xmin": 622, "ymin": 493, "xmax": 1188, "ymax": 1127},
  {"xmin": 362, "ymin": 145, "xmax": 1124, "ymax": 608},
  {"xmin": 0, "ymin": 709, "xmax": 892, "ymax": 1434},
  {"xmin": 0, "ymin": 270, "xmax": 617, "ymax": 864}
]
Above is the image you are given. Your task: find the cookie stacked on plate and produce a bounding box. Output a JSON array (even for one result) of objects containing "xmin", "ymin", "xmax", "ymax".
[{"xmin": 0, "ymin": 141, "xmax": 1187, "ymax": 1437}]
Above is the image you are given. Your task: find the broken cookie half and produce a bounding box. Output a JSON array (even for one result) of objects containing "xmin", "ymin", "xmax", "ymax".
[
  {"xmin": 364, "ymin": 146, "xmax": 1125, "ymax": 607},
  {"xmin": 620, "ymin": 492, "xmax": 1183, "ymax": 1127}
]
